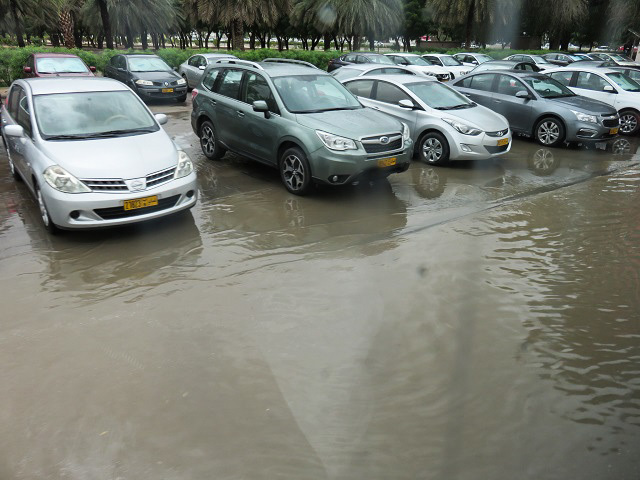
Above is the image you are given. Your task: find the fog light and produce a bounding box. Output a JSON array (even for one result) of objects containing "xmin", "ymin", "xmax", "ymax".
[
  {"xmin": 460, "ymin": 144, "xmax": 472, "ymax": 152},
  {"xmin": 186, "ymin": 190, "xmax": 195, "ymax": 198},
  {"xmin": 332, "ymin": 175, "xmax": 338, "ymax": 182},
  {"xmin": 70, "ymin": 210, "xmax": 80, "ymax": 220},
  {"xmin": 578, "ymin": 128, "xmax": 597, "ymax": 137}
]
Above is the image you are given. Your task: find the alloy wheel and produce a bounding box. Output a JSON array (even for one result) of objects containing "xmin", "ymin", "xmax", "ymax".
[
  {"xmin": 37, "ymin": 188, "xmax": 50, "ymax": 227},
  {"xmin": 620, "ymin": 113, "xmax": 638, "ymax": 134},
  {"xmin": 282, "ymin": 155, "xmax": 306, "ymax": 191},
  {"xmin": 201, "ymin": 125, "xmax": 215, "ymax": 156},
  {"xmin": 532, "ymin": 148, "xmax": 556, "ymax": 171},
  {"xmin": 537, "ymin": 121, "xmax": 560, "ymax": 145},
  {"xmin": 422, "ymin": 138, "xmax": 443, "ymax": 163}
]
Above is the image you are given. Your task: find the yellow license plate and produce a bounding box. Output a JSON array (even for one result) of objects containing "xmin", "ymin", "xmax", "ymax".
[
  {"xmin": 377, "ymin": 157, "xmax": 397, "ymax": 168},
  {"xmin": 610, "ymin": 127, "xmax": 619, "ymax": 135},
  {"xmin": 162, "ymin": 88, "xmax": 174, "ymax": 93},
  {"xmin": 497, "ymin": 138, "xmax": 509, "ymax": 147},
  {"xmin": 123, "ymin": 196, "xmax": 158, "ymax": 211}
]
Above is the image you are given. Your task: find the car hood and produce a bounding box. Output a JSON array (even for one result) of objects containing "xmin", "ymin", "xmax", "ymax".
[
  {"xmin": 40, "ymin": 130, "xmax": 178, "ymax": 179},
  {"xmin": 295, "ymin": 108, "xmax": 403, "ymax": 138},
  {"xmin": 439, "ymin": 104, "xmax": 509, "ymax": 131},
  {"xmin": 131, "ymin": 70, "xmax": 181, "ymax": 82},
  {"xmin": 551, "ymin": 95, "xmax": 617, "ymax": 114}
]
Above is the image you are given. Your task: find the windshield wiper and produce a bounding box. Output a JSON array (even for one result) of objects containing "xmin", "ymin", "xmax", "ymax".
[
  {"xmin": 435, "ymin": 104, "xmax": 473, "ymax": 110},
  {"xmin": 86, "ymin": 128, "xmax": 157, "ymax": 138},
  {"xmin": 45, "ymin": 134, "xmax": 94, "ymax": 140},
  {"xmin": 297, "ymin": 107, "xmax": 360, "ymax": 113}
]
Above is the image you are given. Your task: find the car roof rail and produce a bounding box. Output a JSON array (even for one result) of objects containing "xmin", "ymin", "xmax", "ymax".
[
  {"xmin": 214, "ymin": 59, "xmax": 264, "ymax": 70},
  {"xmin": 261, "ymin": 58, "xmax": 319, "ymax": 69}
]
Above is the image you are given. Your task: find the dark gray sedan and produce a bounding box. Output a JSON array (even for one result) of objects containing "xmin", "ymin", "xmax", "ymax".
[{"xmin": 452, "ymin": 71, "xmax": 620, "ymax": 147}]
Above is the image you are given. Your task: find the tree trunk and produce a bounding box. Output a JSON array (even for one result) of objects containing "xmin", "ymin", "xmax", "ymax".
[
  {"xmin": 96, "ymin": 0, "xmax": 113, "ymax": 49},
  {"xmin": 9, "ymin": 0, "xmax": 25, "ymax": 48},
  {"xmin": 59, "ymin": 10, "xmax": 75, "ymax": 49},
  {"xmin": 231, "ymin": 19, "xmax": 244, "ymax": 51},
  {"xmin": 141, "ymin": 28, "xmax": 148, "ymax": 50},
  {"xmin": 51, "ymin": 33, "xmax": 60, "ymax": 47},
  {"xmin": 465, "ymin": 0, "xmax": 475, "ymax": 51},
  {"xmin": 352, "ymin": 33, "xmax": 360, "ymax": 51},
  {"xmin": 73, "ymin": 12, "xmax": 82, "ymax": 48},
  {"xmin": 97, "ymin": 34, "xmax": 103, "ymax": 49},
  {"xmin": 125, "ymin": 22, "xmax": 134, "ymax": 49},
  {"xmin": 368, "ymin": 35, "xmax": 374, "ymax": 51},
  {"xmin": 323, "ymin": 33, "xmax": 331, "ymax": 51},
  {"xmin": 249, "ymin": 31, "xmax": 256, "ymax": 49}
]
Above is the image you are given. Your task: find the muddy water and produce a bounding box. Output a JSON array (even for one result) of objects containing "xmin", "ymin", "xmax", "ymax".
[{"xmin": 0, "ymin": 121, "xmax": 639, "ymax": 479}]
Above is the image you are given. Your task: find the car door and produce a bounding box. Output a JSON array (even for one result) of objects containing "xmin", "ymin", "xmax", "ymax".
[
  {"xmin": 2, "ymin": 86, "xmax": 26, "ymax": 176},
  {"xmin": 368, "ymin": 80, "xmax": 418, "ymax": 129},
  {"xmin": 236, "ymin": 71, "xmax": 281, "ymax": 163},
  {"xmin": 491, "ymin": 74, "xmax": 533, "ymax": 132},
  {"xmin": 424, "ymin": 56, "xmax": 442, "ymax": 67},
  {"xmin": 186, "ymin": 55, "xmax": 202, "ymax": 86},
  {"xmin": 573, "ymin": 71, "xmax": 619, "ymax": 105},
  {"xmin": 455, "ymin": 73, "xmax": 497, "ymax": 106},
  {"xmin": 213, "ymin": 68, "xmax": 245, "ymax": 150}
]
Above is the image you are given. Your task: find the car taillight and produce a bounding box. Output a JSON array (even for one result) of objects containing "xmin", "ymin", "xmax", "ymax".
[{"xmin": 191, "ymin": 88, "xmax": 198, "ymax": 102}]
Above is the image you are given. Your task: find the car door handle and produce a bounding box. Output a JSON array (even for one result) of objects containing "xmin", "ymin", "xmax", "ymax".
[
  {"xmin": 371, "ymin": 106, "xmax": 380, "ymax": 110},
  {"xmin": 494, "ymin": 99, "xmax": 502, "ymax": 103},
  {"xmin": 237, "ymin": 111, "xmax": 245, "ymax": 117}
]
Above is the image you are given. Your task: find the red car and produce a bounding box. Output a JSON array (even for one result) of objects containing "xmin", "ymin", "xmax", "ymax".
[{"xmin": 23, "ymin": 53, "xmax": 96, "ymax": 77}]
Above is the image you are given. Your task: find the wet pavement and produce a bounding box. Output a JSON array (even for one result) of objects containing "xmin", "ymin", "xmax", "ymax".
[{"xmin": 1, "ymin": 100, "xmax": 639, "ymax": 479}]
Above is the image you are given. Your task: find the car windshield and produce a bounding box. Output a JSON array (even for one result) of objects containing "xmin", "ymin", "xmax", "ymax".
[
  {"xmin": 531, "ymin": 55, "xmax": 551, "ymax": 64},
  {"xmin": 610, "ymin": 54, "xmax": 632, "ymax": 62},
  {"xmin": 406, "ymin": 81, "xmax": 474, "ymax": 110},
  {"xmin": 403, "ymin": 56, "xmax": 430, "ymax": 66},
  {"xmin": 34, "ymin": 90, "xmax": 159, "ymax": 139},
  {"xmin": 606, "ymin": 72, "xmax": 640, "ymax": 92},
  {"xmin": 476, "ymin": 55, "xmax": 493, "ymax": 63},
  {"xmin": 440, "ymin": 56, "xmax": 463, "ymax": 66},
  {"xmin": 522, "ymin": 76, "xmax": 575, "ymax": 98},
  {"xmin": 364, "ymin": 55, "xmax": 394, "ymax": 65},
  {"xmin": 567, "ymin": 54, "xmax": 584, "ymax": 61},
  {"xmin": 128, "ymin": 57, "xmax": 172, "ymax": 72},
  {"xmin": 36, "ymin": 57, "xmax": 88, "ymax": 74},
  {"xmin": 272, "ymin": 74, "xmax": 362, "ymax": 113}
]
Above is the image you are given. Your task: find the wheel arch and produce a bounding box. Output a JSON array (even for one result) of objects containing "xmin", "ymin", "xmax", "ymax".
[
  {"xmin": 195, "ymin": 114, "xmax": 212, "ymax": 136},
  {"xmin": 532, "ymin": 113, "xmax": 567, "ymax": 139},
  {"xmin": 414, "ymin": 127, "xmax": 450, "ymax": 156}
]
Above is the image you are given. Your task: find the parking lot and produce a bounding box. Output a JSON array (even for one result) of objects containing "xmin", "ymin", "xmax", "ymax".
[{"xmin": 1, "ymin": 98, "xmax": 639, "ymax": 479}]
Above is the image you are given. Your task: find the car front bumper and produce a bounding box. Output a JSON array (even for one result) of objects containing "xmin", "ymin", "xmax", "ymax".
[
  {"xmin": 41, "ymin": 172, "xmax": 198, "ymax": 229},
  {"xmin": 136, "ymin": 85, "xmax": 188, "ymax": 100},
  {"xmin": 566, "ymin": 120, "xmax": 619, "ymax": 143},
  {"xmin": 443, "ymin": 130, "xmax": 513, "ymax": 161}
]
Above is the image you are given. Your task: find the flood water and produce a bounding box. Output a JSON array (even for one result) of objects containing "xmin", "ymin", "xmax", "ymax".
[{"xmin": 0, "ymin": 110, "xmax": 639, "ymax": 479}]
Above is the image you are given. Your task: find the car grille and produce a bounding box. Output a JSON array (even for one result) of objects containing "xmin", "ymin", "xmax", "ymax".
[
  {"xmin": 146, "ymin": 167, "xmax": 176, "ymax": 188},
  {"xmin": 81, "ymin": 167, "xmax": 176, "ymax": 193},
  {"xmin": 486, "ymin": 128, "xmax": 509, "ymax": 137},
  {"xmin": 601, "ymin": 115, "xmax": 619, "ymax": 128},
  {"xmin": 94, "ymin": 194, "xmax": 181, "ymax": 220},
  {"xmin": 485, "ymin": 144, "xmax": 510, "ymax": 154},
  {"xmin": 436, "ymin": 73, "xmax": 450, "ymax": 81},
  {"xmin": 361, "ymin": 134, "xmax": 403, "ymax": 155}
]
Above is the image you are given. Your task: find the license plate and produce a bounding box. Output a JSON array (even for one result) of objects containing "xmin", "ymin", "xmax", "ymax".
[
  {"xmin": 610, "ymin": 127, "xmax": 619, "ymax": 135},
  {"xmin": 497, "ymin": 138, "xmax": 509, "ymax": 147},
  {"xmin": 123, "ymin": 196, "xmax": 158, "ymax": 211},
  {"xmin": 377, "ymin": 157, "xmax": 397, "ymax": 168},
  {"xmin": 162, "ymin": 88, "xmax": 174, "ymax": 93}
]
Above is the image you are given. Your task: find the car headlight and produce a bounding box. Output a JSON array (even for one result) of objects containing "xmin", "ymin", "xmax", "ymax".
[
  {"xmin": 401, "ymin": 122, "xmax": 411, "ymax": 141},
  {"xmin": 442, "ymin": 118, "xmax": 482, "ymax": 135},
  {"xmin": 571, "ymin": 110, "xmax": 597, "ymax": 124},
  {"xmin": 176, "ymin": 78, "xmax": 186, "ymax": 85},
  {"xmin": 135, "ymin": 79, "xmax": 153, "ymax": 86},
  {"xmin": 424, "ymin": 71, "xmax": 437, "ymax": 77},
  {"xmin": 174, "ymin": 151, "xmax": 194, "ymax": 179},
  {"xmin": 43, "ymin": 165, "xmax": 91, "ymax": 193},
  {"xmin": 316, "ymin": 130, "xmax": 357, "ymax": 151}
]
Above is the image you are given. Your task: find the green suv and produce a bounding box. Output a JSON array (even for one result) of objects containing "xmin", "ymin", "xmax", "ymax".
[{"xmin": 190, "ymin": 59, "xmax": 412, "ymax": 195}]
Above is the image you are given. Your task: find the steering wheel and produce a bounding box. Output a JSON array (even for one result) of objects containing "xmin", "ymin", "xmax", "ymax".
[{"xmin": 104, "ymin": 114, "xmax": 128, "ymax": 125}]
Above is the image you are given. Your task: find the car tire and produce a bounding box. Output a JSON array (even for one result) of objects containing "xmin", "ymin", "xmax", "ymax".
[
  {"xmin": 35, "ymin": 184, "xmax": 58, "ymax": 234},
  {"xmin": 177, "ymin": 93, "xmax": 187, "ymax": 103},
  {"xmin": 534, "ymin": 117, "xmax": 565, "ymax": 147},
  {"xmin": 279, "ymin": 147, "xmax": 313, "ymax": 196},
  {"xmin": 199, "ymin": 120, "xmax": 226, "ymax": 160},
  {"xmin": 5, "ymin": 146, "xmax": 22, "ymax": 182},
  {"xmin": 182, "ymin": 74, "xmax": 192, "ymax": 92},
  {"xmin": 619, "ymin": 109, "xmax": 640, "ymax": 135},
  {"xmin": 418, "ymin": 131, "xmax": 450, "ymax": 165}
]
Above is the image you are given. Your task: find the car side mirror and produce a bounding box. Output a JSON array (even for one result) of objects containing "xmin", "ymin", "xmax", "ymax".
[
  {"xmin": 117, "ymin": 67, "xmax": 125, "ymax": 72},
  {"xmin": 398, "ymin": 99, "xmax": 415, "ymax": 109},
  {"xmin": 515, "ymin": 90, "xmax": 531, "ymax": 99},
  {"xmin": 253, "ymin": 100, "xmax": 271, "ymax": 118},
  {"xmin": 89, "ymin": 66, "xmax": 96, "ymax": 72},
  {"xmin": 198, "ymin": 65, "xmax": 206, "ymax": 70},
  {"xmin": 603, "ymin": 85, "xmax": 615, "ymax": 92},
  {"xmin": 4, "ymin": 125, "xmax": 24, "ymax": 137},
  {"xmin": 23, "ymin": 66, "xmax": 31, "ymax": 74},
  {"xmin": 154, "ymin": 113, "xmax": 168, "ymax": 125},
  {"xmin": 472, "ymin": 60, "xmax": 478, "ymax": 65}
]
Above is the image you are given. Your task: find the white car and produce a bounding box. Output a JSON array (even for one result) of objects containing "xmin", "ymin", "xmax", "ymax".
[
  {"xmin": 178, "ymin": 53, "xmax": 237, "ymax": 89},
  {"xmin": 384, "ymin": 53, "xmax": 451, "ymax": 81},
  {"xmin": 453, "ymin": 52, "xmax": 494, "ymax": 67},
  {"xmin": 503, "ymin": 54, "xmax": 554, "ymax": 71},
  {"xmin": 420, "ymin": 54, "xmax": 470, "ymax": 79},
  {"xmin": 546, "ymin": 66, "xmax": 640, "ymax": 135},
  {"xmin": 592, "ymin": 52, "xmax": 640, "ymax": 67},
  {"xmin": 342, "ymin": 74, "xmax": 512, "ymax": 164}
]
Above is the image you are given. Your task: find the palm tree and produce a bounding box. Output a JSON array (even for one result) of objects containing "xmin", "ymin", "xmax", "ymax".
[{"xmin": 427, "ymin": 0, "xmax": 494, "ymax": 50}]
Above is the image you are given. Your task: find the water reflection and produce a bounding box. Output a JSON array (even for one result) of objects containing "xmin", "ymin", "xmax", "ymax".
[{"xmin": 527, "ymin": 148, "xmax": 559, "ymax": 176}]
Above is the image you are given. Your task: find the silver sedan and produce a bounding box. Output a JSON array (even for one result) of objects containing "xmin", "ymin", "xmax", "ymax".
[
  {"xmin": 178, "ymin": 53, "xmax": 238, "ymax": 89},
  {"xmin": 1, "ymin": 77, "xmax": 197, "ymax": 233}
]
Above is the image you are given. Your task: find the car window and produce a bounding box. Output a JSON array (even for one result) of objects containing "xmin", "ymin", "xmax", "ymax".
[
  {"xmin": 344, "ymin": 54, "xmax": 357, "ymax": 63},
  {"xmin": 496, "ymin": 75, "xmax": 527, "ymax": 96},
  {"xmin": 117, "ymin": 56, "xmax": 127, "ymax": 69},
  {"xmin": 110, "ymin": 55, "xmax": 119, "ymax": 66},
  {"xmin": 406, "ymin": 81, "xmax": 473, "ymax": 109},
  {"xmin": 272, "ymin": 74, "xmax": 361, "ymax": 113},
  {"xmin": 389, "ymin": 56, "xmax": 404, "ymax": 65},
  {"xmin": 128, "ymin": 56, "xmax": 171, "ymax": 72},
  {"xmin": 8, "ymin": 85, "xmax": 21, "ymax": 117},
  {"xmin": 518, "ymin": 63, "xmax": 536, "ymax": 71},
  {"xmin": 440, "ymin": 56, "xmax": 462, "ymax": 66},
  {"xmin": 363, "ymin": 68, "xmax": 386, "ymax": 76},
  {"xmin": 36, "ymin": 57, "xmax": 88, "ymax": 74},
  {"xmin": 606, "ymin": 72, "xmax": 640, "ymax": 92},
  {"xmin": 355, "ymin": 55, "xmax": 367, "ymax": 64},
  {"xmin": 202, "ymin": 68, "xmax": 221, "ymax": 90},
  {"xmin": 242, "ymin": 72, "xmax": 279, "ymax": 113},
  {"xmin": 345, "ymin": 79, "xmax": 375, "ymax": 98},
  {"xmin": 456, "ymin": 76, "xmax": 472, "ymax": 88},
  {"xmin": 17, "ymin": 92, "xmax": 32, "ymax": 136},
  {"xmin": 374, "ymin": 81, "xmax": 410, "ymax": 104},
  {"xmin": 216, "ymin": 69, "xmax": 243, "ymax": 99},
  {"xmin": 364, "ymin": 55, "xmax": 394, "ymax": 65},
  {"xmin": 383, "ymin": 68, "xmax": 414, "ymax": 75},
  {"xmin": 576, "ymin": 72, "xmax": 611, "ymax": 91},
  {"xmin": 549, "ymin": 71, "xmax": 573, "ymax": 86},
  {"xmin": 27, "ymin": 55, "xmax": 35, "ymax": 70},
  {"xmin": 188, "ymin": 56, "xmax": 199, "ymax": 67},
  {"xmin": 469, "ymin": 73, "xmax": 496, "ymax": 91}
]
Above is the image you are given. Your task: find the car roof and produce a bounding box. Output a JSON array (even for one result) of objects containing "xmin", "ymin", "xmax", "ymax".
[
  {"xmin": 19, "ymin": 77, "xmax": 129, "ymax": 95},
  {"xmin": 201, "ymin": 53, "xmax": 236, "ymax": 58},
  {"xmin": 387, "ymin": 53, "xmax": 419, "ymax": 57},
  {"xmin": 465, "ymin": 70, "xmax": 544, "ymax": 78},
  {"xmin": 119, "ymin": 53, "xmax": 160, "ymax": 57},
  {"xmin": 422, "ymin": 53, "xmax": 451, "ymax": 57},
  {"xmin": 345, "ymin": 52, "xmax": 387, "ymax": 56},
  {"xmin": 351, "ymin": 74, "xmax": 437, "ymax": 85},
  {"xmin": 547, "ymin": 66, "xmax": 617, "ymax": 74},
  {"xmin": 33, "ymin": 53, "xmax": 81, "ymax": 58},
  {"xmin": 258, "ymin": 63, "xmax": 328, "ymax": 77}
]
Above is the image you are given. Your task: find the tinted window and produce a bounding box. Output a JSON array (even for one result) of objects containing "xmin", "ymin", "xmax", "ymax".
[
  {"xmin": 8, "ymin": 85, "xmax": 21, "ymax": 117},
  {"xmin": 496, "ymin": 75, "xmax": 527, "ymax": 96},
  {"xmin": 576, "ymin": 72, "xmax": 611, "ymax": 91},
  {"xmin": 355, "ymin": 55, "xmax": 367, "ymax": 64},
  {"xmin": 217, "ymin": 69, "xmax": 243, "ymax": 99},
  {"xmin": 549, "ymin": 71, "xmax": 573, "ymax": 86},
  {"xmin": 17, "ymin": 92, "xmax": 31, "ymax": 135},
  {"xmin": 202, "ymin": 68, "xmax": 221, "ymax": 90},
  {"xmin": 469, "ymin": 74, "xmax": 496, "ymax": 91},
  {"xmin": 375, "ymin": 82, "xmax": 410, "ymax": 104},
  {"xmin": 243, "ymin": 72, "xmax": 279, "ymax": 113},
  {"xmin": 188, "ymin": 56, "xmax": 199, "ymax": 66},
  {"xmin": 457, "ymin": 76, "xmax": 472, "ymax": 88},
  {"xmin": 117, "ymin": 56, "xmax": 127, "ymax": 69},
  {"xmin": 344, "ymin": 54, "xmax": 357, "ymax": 63},
  {"xmin": 110, "ymin": 55, "xmax": 119, "ymax": 66},
  {"xmin": 345, "ymin": 79, "xmax": 375, "ymax": 98},
  {"xmin": 362, "ymin": 55, "xmax": 394, "ymax": 65}
]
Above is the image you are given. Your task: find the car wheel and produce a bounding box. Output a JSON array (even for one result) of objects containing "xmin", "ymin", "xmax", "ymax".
[
  {"xmin": 6, "ymin": 147, "xmax": 22, "ymax": 182},
  {"xmin": 182, "ymin": 74, "xmax": 192, "ymax": 92},
  {"xmin": 35, "ymin": 184, "xmax": 58, "ymax": 234},
  {"xmin": 619, "ymin": 109, "xmax": 640, "ymax": 135},
  {"xmin": 534, "ymin": 117, "xmax": 565, "ymax": 147},
  {"xmin": 199, "ymin": 120, "xmax": 226, "ymax": 160},
  {"xmin": 177, "ymin": 93, "xmax": 187, "ymax": 103},
  {"xmin": 418, "ymin": 131, "xmax": 450, "ymax": 165},
  {"xmin": 279, "ymin": 147, "xmax": 313, "ymax": 196}
]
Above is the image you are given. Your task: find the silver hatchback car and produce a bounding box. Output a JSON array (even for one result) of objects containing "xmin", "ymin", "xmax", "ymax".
[{"xmin": 1, "ymin": 77, "xmax": 197, "ymax": 232}]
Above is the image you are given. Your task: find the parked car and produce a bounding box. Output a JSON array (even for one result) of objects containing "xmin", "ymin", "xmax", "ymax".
[
  {"xmin": 384, "ymin": 53, "xmax": 451, "ymax": 81},
  {"xmin": 327, "ymin": 52, "xmax": 395, "ymax": 72},
  {"xmin": 452, "ymin": 71, "xmax": 620, "ymax": 146},
  {"xmin": 453, "ymin": 53, "xmax": 494, "ymax": 67},
  {"xmin": 610, "ymin": 66, "xmax": 640, "ymax": 83},
  {"xmin": 191, "ymin": 60, "xmax": 412, "ymax": 195},
  {"xmin": 589, "ymin": 52, "xmax": 640, "ymax": 67},
  {"xmin": 503, "ymin": 54, "xmax": 554, "ymax": 71},
  {"xmin": 177, "ymin": 53, "xmax": 237, "ymax": 89},
  {"xmin": 104, "ymin": 53, "xmax": 188, "ymax": 103},
  {"xmin": 470, "ymin": 60, "xmax": 541, "ymax": 73},
  {"xmin": 22, "ymin": 53, "xmax": 95, "ymax": 77},
  {"xmin": 342, "ymin": 74, "xmax": 511, "ymax": 165},
  {"xmin": 573, "ymin": 53, "xmax": 599, "ymax": 61},
  {"xmin": 542, "ymin": 53, "xmax": 586, "ymax": 66},
  {"xmin": 546, "ymin": 66, "xmax": 640, "ymax": 134},
  {"xmin": 420, "ymin": 54, "xmax": 471, "ymax": 78},
  {"xmin": 0, "ymin": 77, "xmax": 197, "ymax": 233},
  {"xmin": 330, "ymin": 64, "xmax": 416, "ymax": 82}
]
